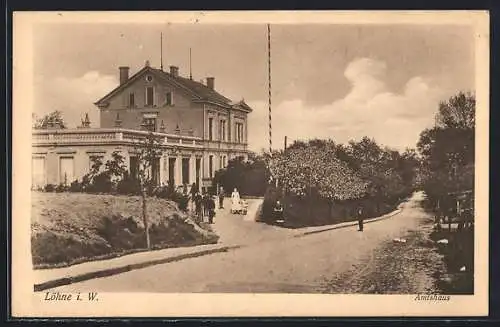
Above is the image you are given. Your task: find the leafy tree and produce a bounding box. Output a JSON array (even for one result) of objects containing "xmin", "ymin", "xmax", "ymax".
[
  {"xmin": 417, "ymin": 91, "xmax": 475, "ymax": 208},
  {"xmin": 213, "ymin": 153, "xmax": 270, "ymax": 196},
  {"xmin": 33, "ymin": 111, "xmax": 67, "ymax": 129},
  {"xmin": 105, "ymin": 151, "xmax": 127, "ymax": 184},
  {"xmin": 435, "ymin": 91, "xmax": 475, "ymax": 130}
]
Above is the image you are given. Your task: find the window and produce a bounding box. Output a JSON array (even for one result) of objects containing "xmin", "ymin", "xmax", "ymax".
[
  {"xmin": 32, "ymin": 157, "xmax": 45, "ymax": 188},
  {"xmin": 235, "ymin": 123, "xmax": 244, "ymax": 143},
  {"xmin": 129, "ymin": 93, "xmax": 135, "ymax": 107},
  {"xmin": 209, "ymin": 155, "xmax": 214, "ymax": 178},
  {"xmin": 165, "ymin": 92, "xmax": 174, "ymax": 106},
  {"xmin": 145, "ymin": 87, "xmax": 154, "ymax": 106},
  {"xmin": 59, "ymin": 157, "xmax": 74, "ymax": 186},
  {"xmin": 208, "ymin": 118, "xmax": 214, "ymax": 141},
  {"xmin": 220, "ymin": 120, "xmax": 226, "ymax": 141},
  {"xmin": 220, "ymin": 155, "xmax": 227, "ymax": 169},
  {"xmin": 142, "ymin": 118, "xmax": 156, "ymax": 132}
]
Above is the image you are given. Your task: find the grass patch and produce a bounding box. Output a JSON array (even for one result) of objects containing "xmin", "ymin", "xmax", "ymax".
[{"xmin": 31, "ymin": 192, "xmax": 219, "ymax": 268}]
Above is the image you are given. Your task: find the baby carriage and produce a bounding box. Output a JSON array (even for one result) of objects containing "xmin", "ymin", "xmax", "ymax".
[{"xmin": 231, "ymin": 199, "xmax": 248, "ymax": 215}]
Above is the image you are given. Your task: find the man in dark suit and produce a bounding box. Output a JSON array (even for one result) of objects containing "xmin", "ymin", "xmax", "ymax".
[{"xmin": 357, "ymin": 205, "xmax": 364, "ymax": 232}]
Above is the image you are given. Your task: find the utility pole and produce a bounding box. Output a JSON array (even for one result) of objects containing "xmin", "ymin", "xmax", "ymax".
[{"xmin": 189, "ymin": 48, "xmax": 193, "ymax": 80}]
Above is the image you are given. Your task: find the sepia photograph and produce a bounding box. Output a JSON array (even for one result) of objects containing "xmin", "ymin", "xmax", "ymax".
[{"xmin": 12, "ymin": 11, "xmax": 489, "ymax": 317}]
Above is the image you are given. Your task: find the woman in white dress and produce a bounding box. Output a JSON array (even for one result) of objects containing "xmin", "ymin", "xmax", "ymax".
[{"xmin": 231, "ymin": 188, "xmax": 241, "ymax": 213}]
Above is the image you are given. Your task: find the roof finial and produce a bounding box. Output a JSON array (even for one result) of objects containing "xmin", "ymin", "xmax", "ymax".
[
  {"xmin": 80, "ymin": 112, "xmax": 91, "ymax": 128},
  {"xmin": 160, "ymin": 32, "xmax": 163, "ymax": 71},
  {"xmin": 145, "ymin": 60, "xmax": 150, "ymax": 67}
]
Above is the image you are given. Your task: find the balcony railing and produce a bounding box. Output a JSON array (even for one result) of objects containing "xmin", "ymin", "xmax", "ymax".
[{"xmin": 32, "ymin": 128, "xmax": 204, "ymax": 148}]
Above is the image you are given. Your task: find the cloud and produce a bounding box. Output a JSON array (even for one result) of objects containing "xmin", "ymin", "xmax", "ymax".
[
  {"xmin": 34, "ymin": 71, "xmax": 118, "ymax": 128},
  {"xmin": 248, "ymin": 57, "xmax": 444, "ymax": 152}
]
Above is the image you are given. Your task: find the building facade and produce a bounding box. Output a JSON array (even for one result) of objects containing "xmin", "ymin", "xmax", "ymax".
[{"xmin": 32, "ymin": 62, "xmax": 252, "ymax": 191}]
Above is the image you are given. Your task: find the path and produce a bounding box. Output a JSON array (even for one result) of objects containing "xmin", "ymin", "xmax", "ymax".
[{"xmin": 53, "ymin": 192, "xmax": 430, "ymax": 293}]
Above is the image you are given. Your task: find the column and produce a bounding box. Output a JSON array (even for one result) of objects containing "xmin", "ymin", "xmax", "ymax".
[
  {"xmin": 176, "ymin": 154, "xmax": 182, "ymax": 187},
  {"xmin": 189, "ymin": 154, "xmax": 196, "ymax": 185},
  {"xmin": 159, "ymin": 153, "xmax": 165, "ymax": 186},
  {"xmin": 163, "ymin": 155, "xmax": 169, "ymax": 185}
]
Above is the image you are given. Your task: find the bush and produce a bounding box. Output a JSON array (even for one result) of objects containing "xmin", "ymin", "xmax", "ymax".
[
  {"xmin": 44, "ymin": 184, "xmax": 56, "ymax": 192},
  {"xmin": 86, "ymin": 172, "xmax": 114, "ymax": 194},
  {"xmin": 171, "ymin": 192, "xmax": 190, "ymax": 211},
  {"xmin": 153, "ymin": 182, "xmax": 190, "ymax": 211},
  {"xmin": 116, "ymin": 174, "xmax": 141, "ymax": 195},
  {"xmin": 69, "ymin": 180, "xmax": 83, "ymax": 192},
  {"xmin": 55, "ymin": 183, "xmax": 69, "ymax": 193}
]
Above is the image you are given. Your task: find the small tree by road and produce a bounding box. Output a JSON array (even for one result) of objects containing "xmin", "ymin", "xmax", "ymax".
[{"xmin": 132, "ymin": 132, "xmax": 164, "ymax": 249}]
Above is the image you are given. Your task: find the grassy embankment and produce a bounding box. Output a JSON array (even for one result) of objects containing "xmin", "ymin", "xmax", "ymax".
[{"xmin": 31, "ymin": 192, "xmax": 219, "ymax": 269}]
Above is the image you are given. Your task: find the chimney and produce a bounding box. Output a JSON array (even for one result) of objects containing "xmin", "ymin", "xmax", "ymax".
[
  {"xmin": 206, "ymin": 77, "xmax": 215, "ymax": 90},
  {"xmin": 170, "ymin": 66, "xmax": 179, "ymax": 77},
  {"xmin": 119, "ymin": 66, "xmax": 130, "ymax": 85}
]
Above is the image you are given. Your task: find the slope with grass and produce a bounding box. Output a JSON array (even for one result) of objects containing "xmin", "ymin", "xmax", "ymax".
[{"xmin": 31, "ymin": 192, "xmax": 219, "ymax": 268}]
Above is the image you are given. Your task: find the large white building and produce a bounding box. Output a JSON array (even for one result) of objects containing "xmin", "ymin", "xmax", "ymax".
[{"xmin": 32, "ymin": 62, "xmax": 252, "ymax": 192}]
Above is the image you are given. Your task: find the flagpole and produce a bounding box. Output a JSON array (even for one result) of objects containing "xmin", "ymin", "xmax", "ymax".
[{"xmin": 267, "ymin": 23, "xmax": 272, "ymax": 157}]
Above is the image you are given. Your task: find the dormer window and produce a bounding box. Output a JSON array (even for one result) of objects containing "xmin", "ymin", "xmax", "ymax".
[
  {"xmin": 145, "ymin": 87, "xmax": 154, "ymax": 106},
  {"xmin": 165, "ymin": 92, "xmax": 174, "ymax": 106}
]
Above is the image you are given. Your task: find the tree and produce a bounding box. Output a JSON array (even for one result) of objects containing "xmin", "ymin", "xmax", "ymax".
[
  {"xmin": 132, "ymin": 132, "xmax": 164, "ymax": 249},
  {"xmin": 213, "ymin": 153, "xmax": 270, "ymax": 196},
  {"xmin": 105, "ymin": 151, "xmax": 127, "ymax": 184},
  {"xmin": 435, "ymin": 91, "xmax": 475, "ymax": 130},
  {"xmin": 417, "ymin": 91, "xmax": 475, "ymax": 207},
  {"xmin": 33, "ymin": 111, "xmax": 67, "ymax": 129}
]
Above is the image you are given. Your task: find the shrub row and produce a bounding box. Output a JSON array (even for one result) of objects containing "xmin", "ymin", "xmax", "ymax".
[{"xmin": 36, "ymin": 176, "xmax": 190, "ymax": 212}]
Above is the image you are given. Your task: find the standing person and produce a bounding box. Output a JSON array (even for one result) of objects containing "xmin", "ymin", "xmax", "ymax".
[
  {"xmin": 203, "ymin": 191, "xmax": 210, "ymax": 219},
  {"xmin": 357, "ymin": 205, "xmax": 364, "ymax": 232},
  {"xmin": 273, "ymin": 200, "xmax": 284, "ymax": 223},
  {"xmin": 218, "ymin": 186, "xmax": 225, "ymax": 209},
  {"xmin": 189, "ymin": 183, "xmax": 198, "ymax": 212},
  {"xmin": 208, "ymin": 195, "xmax": 216, "ymax": 224},
  {"xmin": 194, "ymin": 192, "xmax": 203, "ymax": 222},
  {"xmin": 231, "ymin": 188, "xmax": 241, "ymax": 214}
]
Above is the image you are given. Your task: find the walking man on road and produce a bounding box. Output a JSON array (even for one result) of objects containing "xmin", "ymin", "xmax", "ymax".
[{"xmin": 357, "ymin": 205, "xmax": 364, "ymax": 232}]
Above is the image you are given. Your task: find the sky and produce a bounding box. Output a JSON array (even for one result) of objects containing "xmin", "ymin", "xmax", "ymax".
[{"xmin": 32, "ymin": 23, "xmax": 475, "ymax": 152}]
